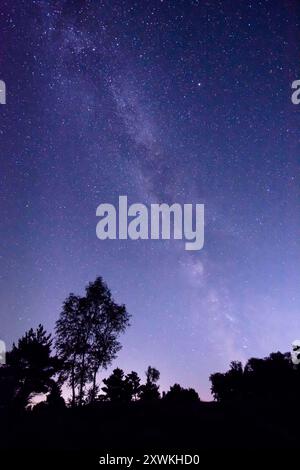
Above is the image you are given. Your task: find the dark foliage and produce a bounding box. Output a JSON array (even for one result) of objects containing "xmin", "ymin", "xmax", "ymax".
[
  {"xmin": 0, "ymin": 325, "xmax": 60, "ymax": 409},
  {"xmin": 210, "ymin": 351, "xmax": 300, "ymax": 403},
  {"xmin": 163, "ymin": 383, "xmax": 200, "ymax": 403},
  {"xmin": 139, "ymin": 366, "xmax": 160, "ymax": 401},
  {"xmin": 101, "ymin": 368, "xmax": 131, "ymax": 403}
]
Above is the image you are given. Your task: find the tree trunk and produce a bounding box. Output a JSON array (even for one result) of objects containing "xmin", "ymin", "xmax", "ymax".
[
  {"xmin": 70, "ymin": 353, "xmax": 76, "ymax": 407},
  {"xmin": 91, "ymin": 368, "xmax": 98, "ymax": 402},
  {"xmin": 79, "ymin": 353, "xmax": 85, "ymax": 406}
]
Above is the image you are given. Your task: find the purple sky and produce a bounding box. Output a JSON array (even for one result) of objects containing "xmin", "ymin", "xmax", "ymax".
[{"xmin": 1, "ymin": 0, "xmax": 300, "ymax": 399}]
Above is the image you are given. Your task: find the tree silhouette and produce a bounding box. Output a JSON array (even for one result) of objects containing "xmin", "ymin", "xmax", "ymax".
[
  {"xmin": 46, "ymin": 382, "xmax": 65, "ymax": 409},
  {"xmin": 4, "ymin": 325, "xmax": 58, "ymax": 408},
  {"xmin": 210, "ymin": 360, "xmax": 244, "ymax": 402},
  {"xmin": 55, "ymin": 277, "xmax": 130, "ymax": 406},
  {"xmin": 102, "ymin": 368, "xmax": 129, "ymax": 402},
  {"xmin": 101, "ymin": 369, "xmax": 141, "ymax": 402},
  {"xmin": 140, "ymin": 366, "xmax": 160, "ymax": 401},
  {"xmin": 125, "ymin": 371, "xmax": 141, "ymax": 401}
]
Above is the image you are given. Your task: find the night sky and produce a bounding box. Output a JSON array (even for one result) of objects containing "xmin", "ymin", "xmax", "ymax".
[{"xmin": 1, "ymin": 0, "xmax": 299, "ymax": 399}]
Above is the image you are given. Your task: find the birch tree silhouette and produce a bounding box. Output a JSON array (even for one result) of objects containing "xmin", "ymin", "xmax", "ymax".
[{"xmin": 55, "ymin": 277, "xmax": 130, "ymax": 406}]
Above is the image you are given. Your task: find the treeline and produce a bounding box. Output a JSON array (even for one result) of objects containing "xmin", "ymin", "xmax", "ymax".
[
  {"xmin": 0, "ymin": 276, "xmax": 199, "ymax": 410},
  {"xmin": 0, "ymin": 276, "xmax": 299, "ymax": 412},
  {"xmin": 210, "ymin": 352, "xmax": 300, "ymax": 403}
]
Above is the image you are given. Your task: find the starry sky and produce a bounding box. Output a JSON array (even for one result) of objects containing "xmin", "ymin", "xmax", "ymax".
[{"xmin": 1, "ymin": 0, "xmax": 299, "ymax": 399}]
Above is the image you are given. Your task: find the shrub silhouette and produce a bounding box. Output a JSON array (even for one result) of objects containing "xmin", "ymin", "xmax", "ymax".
[{"xmin": 164, "ymin": 383, "xmax": 200, "ymax": 403}]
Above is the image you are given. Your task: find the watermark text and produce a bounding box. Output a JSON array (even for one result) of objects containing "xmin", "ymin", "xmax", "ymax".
[{"xmin": 96, "ymin": 196, "xmax": 204, "ymax": 251}]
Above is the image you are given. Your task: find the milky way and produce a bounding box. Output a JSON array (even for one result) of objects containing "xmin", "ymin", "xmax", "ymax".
[{"xmin": 1, "ymin": 0, "xmax": 299, "ymax": 398}]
